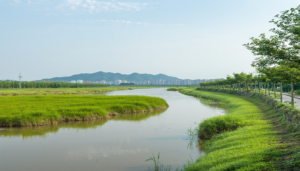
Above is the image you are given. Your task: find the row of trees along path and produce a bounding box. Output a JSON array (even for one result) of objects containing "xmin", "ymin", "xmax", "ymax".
[
  {"xmin": 200, "ymin": 5, "xmax": 300, "ymax": 109},
  {"xmin": 243, "ymin": 6, "xmax": 300, "ymax": 108},
  {"xmin": 199, "ymin": 72, "xmax": 300, "ymax": 108}
]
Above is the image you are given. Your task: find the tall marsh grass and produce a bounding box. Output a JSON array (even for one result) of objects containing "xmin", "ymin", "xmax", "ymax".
[{"xmin": 0, "ymin": 95, "xmax": 168, "ymax": 127}]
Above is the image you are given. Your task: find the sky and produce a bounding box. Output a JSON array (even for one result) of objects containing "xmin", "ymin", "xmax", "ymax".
[{"xmin": 1, "ymin": 0, "xmax": 300, "ymax": 81}]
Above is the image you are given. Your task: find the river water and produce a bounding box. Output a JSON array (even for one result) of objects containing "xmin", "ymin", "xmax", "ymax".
[{"xmin": 0, "ymin": 88, "xmax": 225, "ymax": 171}]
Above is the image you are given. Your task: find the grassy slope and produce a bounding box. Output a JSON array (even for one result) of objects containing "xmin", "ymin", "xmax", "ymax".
[
  {"xmin": 180, "ymin": 89, "xmax": 284, "ymax": 171},
  {"xmin": 0, "ymin": 95, "xmax": 168, "ymax": 127},
  {"xmin": 0, "ymin": 87, "xmax": 156, "ymax": 96}
]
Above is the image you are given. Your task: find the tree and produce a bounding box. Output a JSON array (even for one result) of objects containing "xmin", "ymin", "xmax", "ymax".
[
  {"xmin": 233, "ymin": 72, "xmax": 247, "ymax": 91},
  {"xmin": 244, "ymin": 5, "xmax": 300, "ymax": 70}
]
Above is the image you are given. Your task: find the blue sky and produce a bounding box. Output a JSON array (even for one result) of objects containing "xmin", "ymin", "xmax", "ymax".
[{"xmin": 1, "ymin": 0, "xmax": 300, "ymax": 81}]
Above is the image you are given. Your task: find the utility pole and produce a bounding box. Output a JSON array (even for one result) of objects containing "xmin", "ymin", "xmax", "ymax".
[{"xmin": 19, "ymin": 73, "xmax": 23, "ymax": 89}]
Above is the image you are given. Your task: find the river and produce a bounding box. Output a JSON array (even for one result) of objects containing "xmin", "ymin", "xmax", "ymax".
[{"xmin": 0, "ymin": 88, "xmax": 225, "ymax": 171}]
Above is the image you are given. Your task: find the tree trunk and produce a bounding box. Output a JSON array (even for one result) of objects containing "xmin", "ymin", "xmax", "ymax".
[
  {"xmin": 255, "ymin": 81, "xmax": 256, "ymax": 92},
  {"xmin": 280, "ymin": 82, "xmax": 283, "ymax": 103},
  {"xmin": 268, "ymin": 83, "xmax": 272, "ymax": 96},
  {"xmin": 273, "ymin": 83, "xmax": 276, "ymax": 98},
  {"xmin": 291, "ymin": 82, "xmax": 294, "ymax": 108},
  {"xmin": 269, "ymin": 83, "xmax": 270, "ymax": 96},
  {"xmin": 265, "ymin": 83, "xmax": 267, "ymax": 95}
]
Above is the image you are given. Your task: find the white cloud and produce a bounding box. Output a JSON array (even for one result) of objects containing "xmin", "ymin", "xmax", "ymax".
[
  {"xmin": 83, "ymin": 19, "xmax": 185, "ymax": 27},
  {"xmin": 58, "ymin": 0, "xmax": 148, "ymax": 12},
  {"xmin": 9, "ymin": 0, "xmax": 148, "ymax": 13}
]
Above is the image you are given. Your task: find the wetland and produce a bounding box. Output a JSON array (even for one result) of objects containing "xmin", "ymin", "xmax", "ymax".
[{"xmin": 0, "ymin": 88, "xmax": 226, "ymax": 171}]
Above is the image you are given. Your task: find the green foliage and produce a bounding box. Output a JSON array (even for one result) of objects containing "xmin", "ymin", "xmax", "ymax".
[{"xmin": 0, "ymin": 95, "xmax": 168, "ymax": 126}]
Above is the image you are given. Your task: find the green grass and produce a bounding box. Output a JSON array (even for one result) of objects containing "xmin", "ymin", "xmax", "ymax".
[
  {"xmin": 179, "ymin": 89, "xmax": 285, "ymax": 170},
  {"xmin": 167, "ymin": 87, "xmax": 189, "ymax": 91},
  {"xmin": 0, "ymin": 95, "xmax": 168, "ymax": 127},
  {"xmin": 0, "ymin": 86, "xmax": 157, "ymax": 96}
]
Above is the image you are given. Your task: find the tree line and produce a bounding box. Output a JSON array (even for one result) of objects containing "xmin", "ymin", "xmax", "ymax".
[
  {"xmin": 0, "ymin": 81, "xmax": 109, "ymax": 89},
  {"xmin": 200, "ymin": 5, "xmax": 300, "ymax": 108}
]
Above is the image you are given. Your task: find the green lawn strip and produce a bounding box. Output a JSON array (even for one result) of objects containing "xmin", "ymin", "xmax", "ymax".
[
  {"xmin": 0, "ymin": 86, "xmax": 157, "ymax": 96},
  {"xmin": 0, "ymin": 95, "xmax": 168, "ymax": 127},
  {"xmin": 180, "ymin": 89, "xmax": 285, "ymax": 171}
]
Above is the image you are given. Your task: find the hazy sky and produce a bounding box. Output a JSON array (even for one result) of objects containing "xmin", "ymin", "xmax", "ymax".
[{"xmin": 1, "ymin": 0, "xmax": 300, "ymax": 81}]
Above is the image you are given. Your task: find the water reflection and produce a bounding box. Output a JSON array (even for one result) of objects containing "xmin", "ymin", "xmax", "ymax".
[{"xmin": 0, "ymin": 110, "xmax": 166, "ymax": 138}]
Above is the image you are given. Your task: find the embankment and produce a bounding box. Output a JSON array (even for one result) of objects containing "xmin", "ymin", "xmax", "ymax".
[
  {"xmin": 180, "ymin": 89, "xmax": 300, "ymax": 170},
  {"xmin": 0, "ymin": 95, "xmax": 168, "ymax": 127}
]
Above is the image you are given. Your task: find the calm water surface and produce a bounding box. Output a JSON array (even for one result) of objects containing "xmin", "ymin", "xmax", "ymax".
[{"xmin": 0, "ymin": 88, "xmax": 225, "ymax": 171}]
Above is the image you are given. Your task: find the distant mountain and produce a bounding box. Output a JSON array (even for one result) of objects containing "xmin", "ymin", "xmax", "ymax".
[{"xmin": 41, "ymin": 72, "xmax": 180, "ymax": 82}]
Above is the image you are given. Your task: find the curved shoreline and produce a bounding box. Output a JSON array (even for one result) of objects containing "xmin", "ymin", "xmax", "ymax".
[{"xmin": 179, "ymin": 89, "xmax": 291, "ymax": 170}]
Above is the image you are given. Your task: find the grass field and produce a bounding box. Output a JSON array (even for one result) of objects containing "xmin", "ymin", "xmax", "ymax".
[
  {"xmin": 0, "ymin": 87, "xmax": 158, "ymax": 96},
  {"xmin": 0, "ymin": 95, "xmax": 168, "ymax": 127},
  {"xmin": 179, "ymin": 89, "xmax": 289, "ymax": 170}
]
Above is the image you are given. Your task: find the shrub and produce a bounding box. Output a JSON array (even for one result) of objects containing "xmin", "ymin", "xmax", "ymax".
[{"xmin": 198, "ymin": 115, "xmax": 246, "ymax": 139}]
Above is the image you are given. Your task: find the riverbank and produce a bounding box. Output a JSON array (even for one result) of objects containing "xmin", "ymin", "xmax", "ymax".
[
  {"xmin": 0, "ymin": 95, "xmax": 168, "ymax": 127},
  {"xmin": 180, "ymin": 89, "xmax": 300, "ymax": 170},
  {"xmin": 0, "ymin": 87, "xmax": 159, "ymax": 96}
]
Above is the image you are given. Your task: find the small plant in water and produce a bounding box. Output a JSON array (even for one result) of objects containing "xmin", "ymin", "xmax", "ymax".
[
  {"xmin": 187, "ymin": 127, "xmax": 197, "ymax": 140},
  {"xmin": 187, "ymin": 126, "xmax": 199, "ymax": 150},
  {"xmin": 146, "ymin": 153, "xmax": 180, "ymax": 171}
]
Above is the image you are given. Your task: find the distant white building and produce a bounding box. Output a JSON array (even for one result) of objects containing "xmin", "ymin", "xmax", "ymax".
[
  {"xmin": 100, "ymin": 80, "xmax": 106, "ymax": 84},
  {"xmin": 70, "ymin": 80, "xmax": 76, "ymax": 83},
  {"xmin": 107, "ymin": 81, "xmax": 114, "ymax": 85},
  {"xmin": 184, "ymin": 79, "xmax": 191, "ymax": 85},
  {"xmin": 115, "ymin": 80, "xmax": 122, "ymax": 85},
  {"xmin": 77, "ymin": 80, "xmax": 83, "ymax": 83}
]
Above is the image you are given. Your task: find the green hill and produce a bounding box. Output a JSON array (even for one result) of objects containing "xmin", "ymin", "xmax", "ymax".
[{"xmin": 41, "ymin": 72, "xmax": 180, "ymax": 82}]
